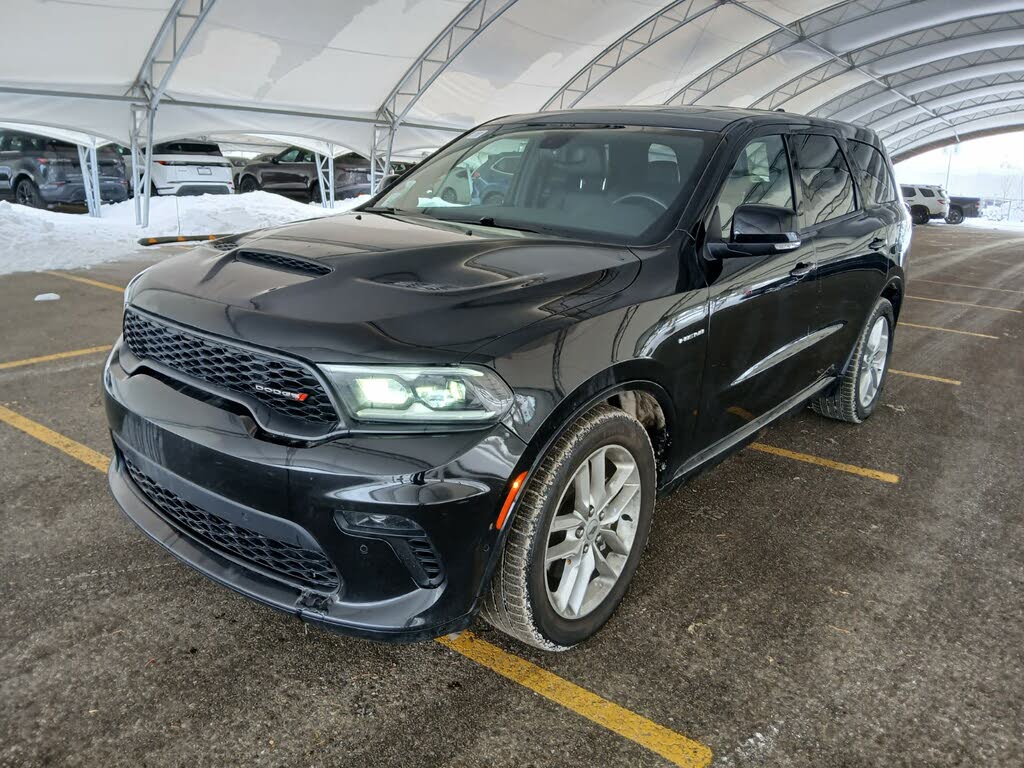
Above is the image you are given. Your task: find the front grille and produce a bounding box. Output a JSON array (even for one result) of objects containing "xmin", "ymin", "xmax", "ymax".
[
  {"xmin": 125, "ymin": 458, "xmax": 340, "ymax": 592},
  {"xmin": 123, "ymin": 308, "xmax": 338, "ymax": 426},
  {"xmin": 235, "ymin": 250, "xmax": 332, "ymax": 276}
]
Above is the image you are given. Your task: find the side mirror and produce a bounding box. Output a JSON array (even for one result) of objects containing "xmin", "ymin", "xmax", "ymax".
[
  {"xmin": 711, "ymin": 204, "xmax": 801, "ymax": 258},
  {"xmin": 270, "ymin": 155, "xmax": 281, "ymax": 164}
]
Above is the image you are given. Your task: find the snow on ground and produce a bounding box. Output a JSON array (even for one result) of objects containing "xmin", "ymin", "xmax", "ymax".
[
  {"xmin": 0, "ymin": 192, "xmax": 369, "ymax": 276},
  {"xmin": 963, "ymin": 216, "xmax": 1024, "ymax": 232}
]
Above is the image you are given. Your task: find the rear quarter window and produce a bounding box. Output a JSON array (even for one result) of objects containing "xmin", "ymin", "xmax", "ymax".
[{"xmin": 848, "ymin": 140, "xmax": 896, "ymax": 206}]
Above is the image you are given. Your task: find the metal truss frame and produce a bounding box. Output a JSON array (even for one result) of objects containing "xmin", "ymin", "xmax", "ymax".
[
  {"xmin": 127, "ymin": 0, "xmax": 218, "ymax": 226},
  {"xmin": 75, "ymin": 144, "xmax": 102, "ymax": 218},
  {"xmin": 665, "ymin": 0, "xmax": 918, "ymax": 106},
  {"xmin": 539, "ymin": 0, "xmax": 720, "ymax": 112},
  {"xmin": 314, "ymin": 150, "xmax": 336, "ymax": 209},
  {"xmin": 778, "ymin": 9, "xmax": 1024, "ymax": 116},
  {"xmin": 370, "ymin": 0, "xmax": 517, "ymax": 192}
]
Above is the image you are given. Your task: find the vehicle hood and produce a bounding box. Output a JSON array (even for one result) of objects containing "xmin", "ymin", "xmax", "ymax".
[{"xmin": 128, "ymin": 212, "xmax": 640, "ymax": 364}]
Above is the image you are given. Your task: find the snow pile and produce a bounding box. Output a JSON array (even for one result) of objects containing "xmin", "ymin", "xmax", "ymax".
[{"xmin": 0, "ymin": 192, "xmax": 369, "ymax": 276}]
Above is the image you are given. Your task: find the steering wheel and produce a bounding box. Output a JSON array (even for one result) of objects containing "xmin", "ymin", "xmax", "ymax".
[{"xmin": 611, "ymin": 193, "xmax": 668, "ymax": 212}]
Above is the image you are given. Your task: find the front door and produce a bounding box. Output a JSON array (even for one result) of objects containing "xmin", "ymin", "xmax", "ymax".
[{"xmin": 696, "ymin": 132, "xmax": 820, "ymax": 448}]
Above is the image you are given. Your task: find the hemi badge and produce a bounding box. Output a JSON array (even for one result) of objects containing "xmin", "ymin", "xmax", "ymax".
[{"xmin": 679, "ymin": 328, "xmax": 705, "ymax": 344}]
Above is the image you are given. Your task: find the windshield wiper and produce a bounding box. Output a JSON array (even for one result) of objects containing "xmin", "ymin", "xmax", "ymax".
[
  {"xmin": 466, "ymin": 216, "xmax": 540, "ymax": 234},
  {"xmin": 360, "ymin": 206, "xmax": 398, "ymax": 214}
]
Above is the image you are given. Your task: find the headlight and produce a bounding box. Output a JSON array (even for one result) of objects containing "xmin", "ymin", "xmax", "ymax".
[{"xmin": 319, "ymin": 364, "xmax": 513, "ymax": 424}]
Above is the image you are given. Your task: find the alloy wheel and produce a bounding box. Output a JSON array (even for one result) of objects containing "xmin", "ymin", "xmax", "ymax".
[
  {"xmin": 858, "ymin": 316, "xmax": 889, "ymax": 408},
  {"xmin": 544, "ymin": 444, "xmax": 642, "ymax": 620}
]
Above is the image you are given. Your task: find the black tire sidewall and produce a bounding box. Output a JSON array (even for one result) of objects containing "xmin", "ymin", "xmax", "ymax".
[
  {"xmin": 240, "ymin": 177, "xmax": 259, "ymax": 193},
  {"xmin": 911, "ymin": 207, "xmax": 929, "ymax": 225},
  {"xmin": 946, "ymin": 208, "xmax": 963, "ymax": 225},
  {"xmin": 16, "ymin": 180, "xmax": 41, "ymax": 207},
  {"xmin": 853, "ymin": 300, "xmax": 895, "ymax": 421},
  {"xmin": 524, "ymin": 413, "xmax": 656, "ymax": 647}
]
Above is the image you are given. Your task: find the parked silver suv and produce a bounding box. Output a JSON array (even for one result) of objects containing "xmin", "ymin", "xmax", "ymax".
[{"xmin": 0, "ymin": 129, "xmax": 129, "ymax": 208}]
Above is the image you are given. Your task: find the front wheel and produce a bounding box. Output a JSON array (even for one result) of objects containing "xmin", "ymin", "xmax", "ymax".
[
  {"xmin": 481, "ymin": 405, "xmax": 656, "ymax": 650},
  {"xmin": 14, "ymin": 178, "xmax": 43, "ymax": 208},
  {"xmin": 238, "ymin": 176, "xmax": 260, "ymax": 194},
  {"xmin": 811, "ymin": 297, "xmax": 894, "ymax": 424}
]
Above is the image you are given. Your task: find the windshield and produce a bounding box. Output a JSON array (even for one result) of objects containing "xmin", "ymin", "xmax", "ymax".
[{"xmin": 374, "ymin": 125, "xmax": 716, "ymax": 244}]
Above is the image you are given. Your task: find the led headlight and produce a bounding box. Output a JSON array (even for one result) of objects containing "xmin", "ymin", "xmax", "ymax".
[{"xmin": 319, "ymin": 364, "xmax": 513, "ymax": 424}]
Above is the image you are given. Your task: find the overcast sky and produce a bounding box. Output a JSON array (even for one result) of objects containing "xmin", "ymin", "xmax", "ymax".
[{"xmin": 894, "ymin": 131, "xmax": 1024, "ymax": 199}]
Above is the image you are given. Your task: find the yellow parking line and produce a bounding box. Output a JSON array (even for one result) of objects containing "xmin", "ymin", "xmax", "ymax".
[
  {"xmin": 749, "ymin": 443, "xmax": 900, "ymax": 484},
  {"xmin": 907, "ymin": 295, "xmax": 1021, "ymax": 314},
  {"xmin": 901, "ymin": 322, "xmax": 998, "ymax": 340},
  {"xmin": 43, "ymin": 270, "xmax": 125, "ymax": 294},
  {"xmin": 0, "ymin": 404, "xmax": 110, "ymax": 472},
  {"xmin": 889, "ymin": 369, "xmax": 961, "ymax": 385},
  {"xmin": 438, "ymin": 632, "xmax": 712, "ymax": 768},
  {"xmin": 915, "ymin": 278, "xmax": 1024, "ymax": 296},
  {"xmin": 0, "ymin": 404, "xmax": 713, "ymax": 767},
  {"xmin": 0, "ymin": 345, "xmax": 111, "ymax": 370}
]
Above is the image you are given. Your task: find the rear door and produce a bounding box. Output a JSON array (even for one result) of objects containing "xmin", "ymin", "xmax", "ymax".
[
  {"xmin": 790, "ymin": 133, "xmax": 890, "ymax": 377},
  {"xmin": 0, "ymin": 131, "xmax": 13, "ymax": 196},
  {"xmin": 696, "ymin": 131, "xmax": 820, "ymax": 447}
]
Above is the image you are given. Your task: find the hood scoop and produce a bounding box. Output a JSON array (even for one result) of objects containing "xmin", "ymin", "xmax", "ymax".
[{"xmin": 234, "ymin": 250, "xmax": 332, "ymax": 277}]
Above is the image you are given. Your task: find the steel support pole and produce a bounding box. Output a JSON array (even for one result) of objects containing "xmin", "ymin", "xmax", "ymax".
[
  {"xmin": 88, "ymin": 144, "xmax": 102, "ymax": 218},
  {"xmin": 328, "ymin": 145, "xmax": 335, "ymax": 208},
  {"xmin": 130, "ymin": 129, "xmax": 142, "ymax": 225},
  {"xmin": 139, "ymin": 107, "xmax": 156, "ymax": 228},
  {"xmin": 76, "ymin": 145, "xmax": 98, "ymax": 217}
]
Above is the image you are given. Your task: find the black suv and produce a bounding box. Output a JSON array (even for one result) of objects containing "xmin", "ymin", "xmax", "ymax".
[
  {"xmin": 105, "ymin": 107, "xmax": 910, "ymax": 650},
  {"xmin": 0, "ymin": 129, "xmax": 128, "ymax": 207}
]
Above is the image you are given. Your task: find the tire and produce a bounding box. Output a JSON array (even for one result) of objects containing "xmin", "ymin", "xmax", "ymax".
[
  {"xmin": 239, "ymin": 176, "xmax": 260, "ymax": 194},
  {"xmin": 911, "ymin": 206, "xmax": 929, "ymax": 226},
  {"xmin": 945, "ymin": 206, "xmax": 964, "ymax": 225},
  {"xmin": 483, "ymin": 191, "xmax": 504, "ymax": 205},
  {"xmin": 440, "ymin": 187, "xmax": 458, "ymax": 204},
  {"xmin": 811, "ymin": 297, "xmax": 894, "ymax": 424},
  {"xmin": 14, "ymin": 178, "xmax": 43, "ymax": 208},
  {"xmin": 480, "ymin": 405, "xmax": 656, "ymax": 650},
  {"xmin": 310, "ymin": 182, "xmax": 321, "ymax": 203}
]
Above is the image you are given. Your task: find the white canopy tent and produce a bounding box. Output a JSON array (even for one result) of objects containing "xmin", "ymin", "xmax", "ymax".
[{"xmin": 4, "ymin": 0, "xmax": 1024, "ymax": 222}]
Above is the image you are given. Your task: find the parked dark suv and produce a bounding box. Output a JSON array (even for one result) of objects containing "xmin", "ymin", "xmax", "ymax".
[
  {"xmin": 237, "ymin": 148, "xmax": 375, "ymax": 201},
  {"xmin": 105, "ymin": 107, "xmax": 910, "ymax": 650},
  {"xmin": 0, "ymin": 129, "xmax": 128, "ymax": 207}
]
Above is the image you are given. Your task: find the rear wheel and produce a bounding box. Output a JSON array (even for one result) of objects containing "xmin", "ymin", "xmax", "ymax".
[
  {"xmin": 481, "ymin": 405, "xmax": 656, "ymax": 650},
  {"xmin": 945, "ymin": 206, "xmax": 964, "ymax": 225},
  {"xmin": 911, "ymin": 206, "xmax": 929, "ymax": 225},
  {"xmin": 239, "ymin": 176, "xmax": 260, "ymax": 194},
  {"xmin": 811, "ymin": 297, "xmax": 894, "ymax": 424},
  {"xmin": 14, "ymin": 178, "xmax": 43, "ymax": 208},
  {"xmin": 483, "ymin": 191, "xmax": 504, "ymax": 205}
]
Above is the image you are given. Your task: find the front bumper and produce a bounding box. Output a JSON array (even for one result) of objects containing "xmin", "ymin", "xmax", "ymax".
[{"xmin": 104, "ymin": 340, "xmax": 526, "ymax": 641}]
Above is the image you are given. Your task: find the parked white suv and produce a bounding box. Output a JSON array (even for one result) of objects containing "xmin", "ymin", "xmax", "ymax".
[
  {"xmin": 148, "ymin": 141, "xmax": 233, "ymax": 196},
  {"xmin": 900, "ymin": 184, "xmax": 949, "ymax": 225}
]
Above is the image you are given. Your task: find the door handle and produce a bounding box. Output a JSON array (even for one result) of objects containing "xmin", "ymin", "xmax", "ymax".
[
  {"xmin": 868, "ymin": 237, "xmax": 887, "ymax": 251},
  {"xmin": 790, "ymin": 262, "xmax": 813, "ymax": 277}
]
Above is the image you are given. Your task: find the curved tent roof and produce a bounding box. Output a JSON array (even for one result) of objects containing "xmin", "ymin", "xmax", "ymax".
[{"xmin": 4, "ymin": 0, "xmax": 1024, "ymax": 163}]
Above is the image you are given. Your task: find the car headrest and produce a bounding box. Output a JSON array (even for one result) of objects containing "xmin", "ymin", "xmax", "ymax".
[{"xmin": 648, "ymin": 160, "xmax": 679, "ymax": 185}]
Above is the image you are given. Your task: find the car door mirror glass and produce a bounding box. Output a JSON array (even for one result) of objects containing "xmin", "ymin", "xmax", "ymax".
[{"xmin": 715, "ymin": 204, "xmax": 801, "ymax": 257}]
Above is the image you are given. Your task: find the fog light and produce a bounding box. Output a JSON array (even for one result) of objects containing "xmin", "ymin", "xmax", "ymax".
[{"xmin": 337, "ymin": 509, "xmax": 421, "ymax": 535}]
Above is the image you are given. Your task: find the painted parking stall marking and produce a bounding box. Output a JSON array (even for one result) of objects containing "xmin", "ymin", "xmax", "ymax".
[
  {"xmin": 0, "ymin": 346, "xmax": 111, "ymax": 371},
  {"xmin": 0, "ymin": 404, "xmax": 714, "ymax": 768},
  {"xmin": 43, "ymin": 270, "xmax": 125, "ymax": 294}
]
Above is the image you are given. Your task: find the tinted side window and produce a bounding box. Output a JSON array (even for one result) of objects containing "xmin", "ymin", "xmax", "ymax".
[
  {"xmin": 920, "ymin": 187, "xmax": 935, "ymax": 197},
  {"xmin": 900, "ymin": 185, "xmax": 916, "ymax": 198},
  {"xmin": 848, "ymin": 141, "xmax": 895, "ymax": 205},
  {"xmin": 792, "ymin": 134, "xmax": 856, "ymax": 226},
  {"xmin": 715, "ymin": 134, "xmax": 793, "ymax": 238},
  {"xmin": 278, "ymin": 148, "xmax": 302, "ymax": 162}
]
